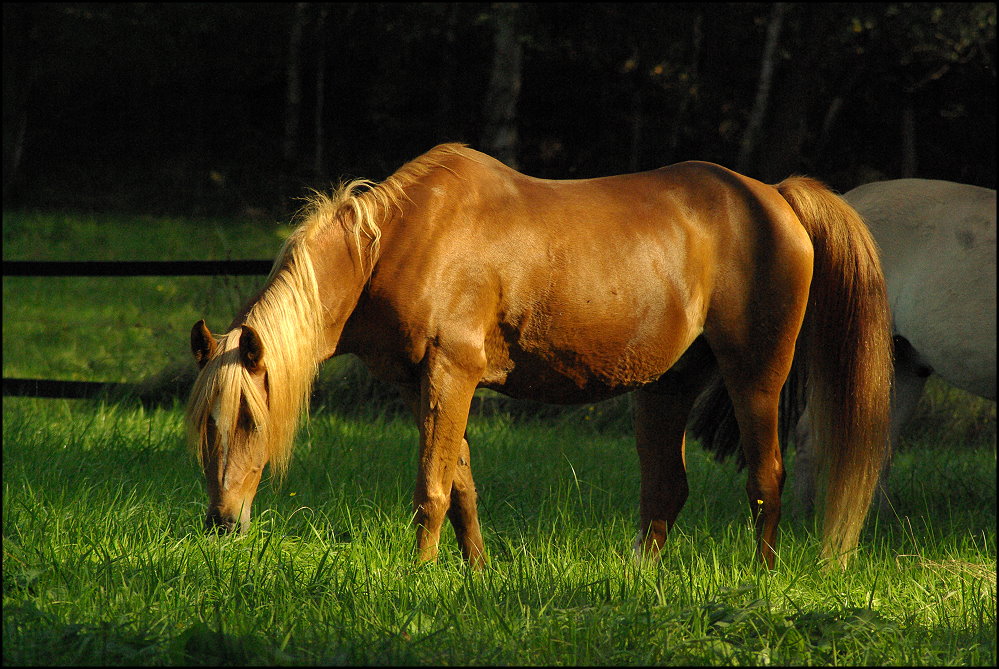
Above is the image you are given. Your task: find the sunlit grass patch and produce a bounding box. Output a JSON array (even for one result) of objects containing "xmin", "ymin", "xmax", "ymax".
[{"xmin": 3, "ymin": 397, "xmax": 995, "ymax": 665}]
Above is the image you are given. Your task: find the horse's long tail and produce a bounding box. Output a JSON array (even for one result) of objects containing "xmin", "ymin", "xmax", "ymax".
[{"xmin": 776, "ymin": 176, "xmax": 892, "ymax": 567}]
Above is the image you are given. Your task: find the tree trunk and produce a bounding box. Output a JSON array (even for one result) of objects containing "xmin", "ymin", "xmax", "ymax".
[
  {"xmin": 901, "ymin": 105, "xmax": 917, "ymax": 177},
  {"xmin": 737, "ymin": 2, "xmax": 787, "ymax": 175},
  {"xmin": 283, "ymin": 2, "xmax": 308, "ymax": 168},
  {"xmin": 481, "ymin": 2, "xmax": 522, "ymax": 169},
  {"xmin": 814, "ymin": 64, "xmax": 864, "ymax": 164},
  {"xmin": 667, "ymin": 12, "xmax": 703, "ymax": 162},
  {"xmin": 4, "ymin": 109, "xmax": 27, "ymax": 202},
  {"xmin": 3, "ymin": 3, "xmax": 35, "ymax": 202}
]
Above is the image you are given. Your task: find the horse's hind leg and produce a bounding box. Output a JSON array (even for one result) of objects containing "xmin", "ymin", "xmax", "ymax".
[
  {"xmin": 710, "ymin": 332, "xmax": 798, "ymax": 568},
  {"xmin": 792, "ymin": 406, "xmax": 818, "ymax": 518},
  {"xmin": 874, "ymin": 336, "xmax": 930, "ymax": 513},
  {"xmin": 730, "ymin": 383, "xmax": 786, "ymax": 568}
]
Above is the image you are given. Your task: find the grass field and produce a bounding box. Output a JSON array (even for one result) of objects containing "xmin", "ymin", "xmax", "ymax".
[{"xmin": 3, "ymin": 209, "xmax": 996, "ymax": 665}]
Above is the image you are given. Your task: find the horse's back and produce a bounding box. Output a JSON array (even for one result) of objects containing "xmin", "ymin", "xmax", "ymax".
[
  {"xmin": 429, "ymin": 152, "xmax": 813, "ymax": 330},
  {"xmin": 845, "ymin": 179, "xmax": 995, "ymax": 266},
  {"xmin": 845, "ymin": 179, "xmax": 996, "ymax": 398},
  {"xmin": 428, "ymin": 147, "xmax": 794, "ymax": 227}
]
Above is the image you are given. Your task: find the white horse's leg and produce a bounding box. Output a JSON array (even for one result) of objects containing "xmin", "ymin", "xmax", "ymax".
[
  {"xmin": 792, "ymin": 405, "xmax": 817, "ymax": 518},
  {"xmin": 875, "ymin": 338, "xmax": 930, "ymax": 513},
  {"xmin": 795, "ymin": 338, "xmax": 932, "ymax": 518}
]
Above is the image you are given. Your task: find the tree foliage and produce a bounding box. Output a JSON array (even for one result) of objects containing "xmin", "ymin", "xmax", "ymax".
[{"xmin": 3, "ymin": 2, "xmax": 994, "ymax": 217}]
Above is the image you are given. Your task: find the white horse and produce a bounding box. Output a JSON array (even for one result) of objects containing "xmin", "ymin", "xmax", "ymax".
[{"xmin": 793, "ymin": 178, "xmax": 996, "ymax": 515}]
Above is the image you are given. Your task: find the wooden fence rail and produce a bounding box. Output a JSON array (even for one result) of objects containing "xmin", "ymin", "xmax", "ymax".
[
  {"xmin": 2, "ymin": 260, "xmax": 273, "ymax": 277},
  {"xmin": 3, "ymin": 259, "xmax": 273, "ymax": 399}
]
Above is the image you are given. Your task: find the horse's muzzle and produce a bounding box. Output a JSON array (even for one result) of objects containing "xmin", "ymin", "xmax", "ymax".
[{"xmin": 204, "ymin": 508, "xmax": 244, "ymax": 535}]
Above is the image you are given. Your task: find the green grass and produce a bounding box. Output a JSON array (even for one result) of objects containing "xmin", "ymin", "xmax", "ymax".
[
  {"xmin": 3, "ymin": 208, "xmax": 996, "ymax": 665},
  {"xmin": 3, "ymin": 398, "xmax": 995, "ymax": 665}
]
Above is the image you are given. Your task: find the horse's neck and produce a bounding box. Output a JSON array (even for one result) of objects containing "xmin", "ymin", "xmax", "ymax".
[{"xmin": 308, "ymin": 208, "xmax": 386, "ymax": 359}]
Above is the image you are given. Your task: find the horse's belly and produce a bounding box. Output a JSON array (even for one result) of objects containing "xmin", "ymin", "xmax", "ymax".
[
  {"xmin": 481, "ymin": 315, "xmax": 700, "ymax": 404},
  {"xmin": 482, "ymin": 366, "xmax": 628, "ymax": 404},
  {"xmin": 482, "ymin": 352, "xmax": 654, "ymax": 403}
]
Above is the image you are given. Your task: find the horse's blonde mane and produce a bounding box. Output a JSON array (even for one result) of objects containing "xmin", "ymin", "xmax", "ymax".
[
  {"xmin": 295, "ymin": 142, "xmax": 472, "ymax": 269},
  {"xmin": 187, "ymin": 143, "xmax": 471, "ymax": 478}
]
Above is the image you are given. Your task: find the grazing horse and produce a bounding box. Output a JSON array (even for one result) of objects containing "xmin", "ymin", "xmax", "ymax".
[
  {"xmin": 790, "ymin": 179, "xmax": 996, "ymax": 515},
  {"xmin": 186, "ymin": 143, "xmax": 892, "ymax": 569}
]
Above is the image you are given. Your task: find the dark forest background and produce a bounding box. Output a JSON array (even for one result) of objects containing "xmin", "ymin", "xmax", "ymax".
[{"xmin": 3, "ymin": 2, "xmax": 995, "ymax": 221}]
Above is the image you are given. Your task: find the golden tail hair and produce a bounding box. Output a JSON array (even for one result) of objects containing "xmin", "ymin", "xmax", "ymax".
[{"xmin": 776, "ymin": 176, "xmax": 893, "ymax": 568}]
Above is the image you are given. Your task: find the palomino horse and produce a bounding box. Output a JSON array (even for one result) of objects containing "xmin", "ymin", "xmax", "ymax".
[
  {"xmin": 186, "ymin": 143, "xmax": 892, "ymax": 569},
  {"xmin": 790, "ymin": 179, "xmax": 996, "ymax": 515}
]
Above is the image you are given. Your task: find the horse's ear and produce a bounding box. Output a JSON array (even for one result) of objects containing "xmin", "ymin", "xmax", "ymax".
[
  {"xmin": 191, "ymin": 320, "xmax": 218, "ymax": 369},
  {"xmin": 239, "ymin": 325, "xmax": 266, "ymax": 374}
]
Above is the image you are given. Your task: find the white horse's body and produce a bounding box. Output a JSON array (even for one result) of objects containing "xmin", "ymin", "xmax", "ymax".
[{"xmin": 795, "ymin": 179, "xmax": 996, "ymax": 513}]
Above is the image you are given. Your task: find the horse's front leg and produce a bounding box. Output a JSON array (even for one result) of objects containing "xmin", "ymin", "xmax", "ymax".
[
  {"xmin": 634, "ymin": 341, "xmax": 716, "ymax": 562},
  {"xmin": 633, "ymin": 384, "xmax": 702, "ymax": 562},
  {"xmin": 411, "ymin": 342, "xmax": 484, "ymax": 566},
  {"xmin": 447, "ymin": 435, "xmax": 486, "ymax": 567}
]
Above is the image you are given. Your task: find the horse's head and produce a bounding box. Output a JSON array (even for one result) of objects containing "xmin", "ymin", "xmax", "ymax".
[{"xmin": 187, "ymin": 319, "xmax": 271, "ymax": 534}]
